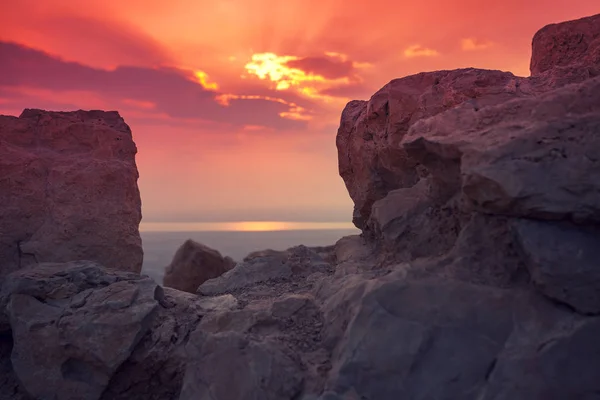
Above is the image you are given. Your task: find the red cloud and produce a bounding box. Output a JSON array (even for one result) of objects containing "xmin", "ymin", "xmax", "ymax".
[
  {"xmin": 285, "ymin": 56, "xmax": 355, "ymax": 79},
  {"xmin": 0, "ymin": 42, "xmax": 317, "ymax": 130}
]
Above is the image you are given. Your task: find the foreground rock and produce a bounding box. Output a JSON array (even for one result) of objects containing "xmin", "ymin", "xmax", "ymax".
[
  {"xmin": 0, "ymin": 109, "xmax": 143, "ymax": 279},
  {"xmin": 0, "ymin": 261, "xmax": 238, "ymax": 400},
  {"xmin": 163, "ymin": 239, "xmax": 235, "ymax": 293}
]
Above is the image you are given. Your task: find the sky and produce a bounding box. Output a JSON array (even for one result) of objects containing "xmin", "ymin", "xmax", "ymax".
[{"xmin": 1, "ymin": 0, "xmax": 599, "ymax": 224}]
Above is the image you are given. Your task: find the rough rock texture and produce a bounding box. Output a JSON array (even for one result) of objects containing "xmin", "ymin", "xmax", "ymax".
[
  {"xmin": 513, "ymin": 219, "xmax": 600, "ymax": 315},
  {"xmin": 1, "ymin": 262, "xmax": 158, "ymax": 400},
  {"xmin": 198, "ymin": 245, "xmax": 333, "ymax": 299},
  {"xmin": 337, "ymin": 13, "xmax": 600, "ymax": 230},
  {"xmin": 163, "ymin": 239, "xmax": 235, "ymax": 293},
  {"xmin": 0, "ymin": 262, "xmax": 240, "ymax": 400},
  {"xmin": 0, "ymin": 109, "xmax": 143, "ymax": 279},
  {"xmin": 530, "ymin": 13, "xmax": 600, "ymax": 85},
  {"xmin": 180, "ymin": 331, "xmax": 304, "ymax": 400},
  {"xmin": 320, "ymin": 277, "xmax": 600, "ymax": 400}
]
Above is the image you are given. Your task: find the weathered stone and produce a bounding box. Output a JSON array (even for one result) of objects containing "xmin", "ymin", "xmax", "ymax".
[
  {"xmin": 336, "ymin": 68, "xmax": 529, "ymax": 229},
  {"xmin": 443, "ymin": 214, "xmax": 530, "ymax": 287},
  {"xmin": 530, "ymin": 13, "xmax": 600, "ymax": 86},
  {"xmin": 100, "ymin": 288, "xmax": 207, "ymax": 400},
  {"xmin": 2, "ymin": 261, "xmax": 158, "ymax": 400},
  {"xmin": 179, "ymin": 331, "xmax": 304, "ymax": 400},
  {"xmin": 404, "ymin": 76, "xmax": 600, "ymax": 223},
  {"xmin": 163, "ymin": 239, "xmax": 235, "ymax": 293},
  {"xmin": 337, "ymin": 13, "xmax": 600, "ymax": 232},
  {"xmin": 198, "ymin": 245, "xmax": 331, "ymax": 296},
  {"xmin": 481, "ymin": 316, "xmax": 600, "ymax": 400},
  {"xmin": 323, "ymin": 277, "xmax": 600, "ymax": 400},
  {"xmin": 0, "ymin": 109, "xmax": 143, "ymax": 279},
  {"xmin": 333, "ymin": 235, "xmax": 373, "ymax": 264},
  {"xmin": 513, "ymin": 219, "xmax": 600, "ymax": 315}
]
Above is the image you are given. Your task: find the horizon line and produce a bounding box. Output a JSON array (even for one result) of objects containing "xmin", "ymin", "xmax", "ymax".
[{"xmin": 139, "ymin": 221, "xmax": 359, "ymax": 232}]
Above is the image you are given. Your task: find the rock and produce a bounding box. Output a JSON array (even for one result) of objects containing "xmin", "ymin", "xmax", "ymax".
[
  {"xmin": 442, "ymin": 214, "xmax": 529, "ymax": 288},
  {"xmin": 404, "ymin": 76, "xmax": 600, "ymax": 223},
  {"xmin": 179, "ymin": 331, "xmax": 304, "ymax": 400},
  {"xmin": 333, "ymin": 235, "xmax": 373, "ymax": 264},
  {"xmin": 336, "ymin": 68, "xmax": 528, "ymax": 229},
  {"xmin": 2, "ymin": 261, "xmax": 158, "ymax": 400},
  {"xmin": 322, "ymin": 277, "xmax": 600, "ymax": 400},
  {"xmin": 366, "ymin": 178, "xmax": 465, "ymax": 262},
  {"xmin": 337, "ymin": 13, "xmax": 600, "ymax": 232},
  {"xmin": 513, "ymin": 219, "xmax": 600, "ymax": 315},
  {"xmin": 100, "ymin": 287, "xmax": 207, "ymax": 400},
  {"xmin": 163, "ymin": 239, "xmax": 235, "ymax": 293},
  {"xmin": 0, "ymin": 332, "xmax": 31, "ymax": 400},
  {"xmin": 530, "ymin": 13, "xmax": 600, "ymax": 86},
  {"xmin": 0, "ymin": 261, "xmax": 235, "ymax": 400},
  {"xmin": 481, "ymin": 316, "xmax": 600, "ymax": 400},
  {"xmin": 0, "ymin": 109, "xmax": 143, "ymax": 279},
  {"xmin": 198, "ymin": 245, "xmax": 332, "ymax": 296}
]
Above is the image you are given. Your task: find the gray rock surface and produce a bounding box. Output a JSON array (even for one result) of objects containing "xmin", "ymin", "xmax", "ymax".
[
  {"xmin": 0, "ymin": 109, "xmax": 143, "ymax": 280},
  {"xmin": 163, "ymin": 239, "xmax": 235, "ymax": 293},
  {"xmin": 198, "ymin": 245, "xmax": 332, "ymax": 297},
  {"xmin": 179, "ymin": 331, "xmax": 304, "ymax": 400},
  {"xmin": 3, "ymin": 262, "xmax": 158, "ymax": 400},
  {"xmin": 513, "ymin": 219, "xmax": 600, "ymax": 315}
]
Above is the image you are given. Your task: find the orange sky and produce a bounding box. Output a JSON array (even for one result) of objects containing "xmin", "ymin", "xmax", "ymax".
[{"xmin": 1, "ymin": 1, "xmax": 598, "ymax": 223}]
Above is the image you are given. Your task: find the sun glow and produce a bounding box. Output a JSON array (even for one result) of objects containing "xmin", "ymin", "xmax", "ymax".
[
  {"xmin": 194, "ymin": 70, "xmax": 219, "ymax": 90},
  {"xmin": 243, "ymin": 52, "xmax": 357, "ymax": 102}
]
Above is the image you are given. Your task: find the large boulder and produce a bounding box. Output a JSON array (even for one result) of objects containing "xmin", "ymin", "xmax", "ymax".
[
  {"xmin": 0, "ymin": 109, "xmax": 143, "ymax": 279},
  {"xmin": 337, "ymin": 13, "xmax": 600, "ymax": 231},
  {"xmin": 336, "ymin": 68, "xmax": 529, "ymax": 229},
  {"xmin": 1, "ymin": 261, "xmax": 158, "ymax": 400},
  {"xmin": 403, "ymin": 75, "xmax": 600, "ymax": 222},
  {"xmin": 530, "ymin": 13, "xmax": 600, "ymax": 86},
  {"xmin": 319, "ymin": 277, "xmax": 600, "ymax": 400},
  {"xmin": 0, "ymin": 261, "xmax": 237, "ymax": 400},
  {"xmin": 163, "ymin": 239, "xmax": 235, "ymax": 293}
]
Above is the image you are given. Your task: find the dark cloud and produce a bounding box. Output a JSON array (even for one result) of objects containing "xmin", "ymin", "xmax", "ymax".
[
  {"xmin": 32, "ymin": 15, "xmax": 173, "ymax": 67},
  {"xmin": 0, "ymin": 42, "xmax": 309, "ymax": 130},
  {"xmin": 285, "ymin": 56, "xmax": 354, "ymax": 79}
]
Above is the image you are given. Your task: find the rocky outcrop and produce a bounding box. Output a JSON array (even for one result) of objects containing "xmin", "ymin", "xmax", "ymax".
[
  {"xmin": 0, "ymin": 109, "xmax": 143, "ymax": 279},
  {"xmin": 0, "ymin": 261, "xmax": 237, "ymax": 400},
  {"xmin": 530, "ymin": 12, "xmax": 600, "ymax": 86},
  {"xmin": 337, "ymin": 12, "xmax": 600, "ymax": 230},
  {"xmin": 163, "ymin": 240, "xmax": 235, "ymax": 293}
]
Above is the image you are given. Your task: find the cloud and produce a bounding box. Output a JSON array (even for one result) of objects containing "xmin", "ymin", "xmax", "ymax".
[
  {"xmin": 0, "ymin": 41, "xmax": 315, "ymax": 129},
  {"xmin": 285, "ymin": 56, "xmax": 354, "ymax": 79},
  {"xmin": 242, "ymin": 51, "xmax": 370, "ymax": 103},
  {"xmin": 461, "ymin": 38, "xmax": 494, "ymax": 51},
  {"xmin": 0, "ymin": 12, "xmax": 174, "ymax": 69},
  {"xmin": 403, "ymin": 45, "xmax": 440, "ymax": 58}
]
